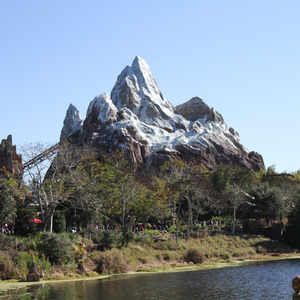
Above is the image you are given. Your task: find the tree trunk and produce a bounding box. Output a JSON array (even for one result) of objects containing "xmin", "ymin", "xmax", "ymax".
[{"xmin": 232, "ymin": 205, "xmax": 236, "ymax": 236}]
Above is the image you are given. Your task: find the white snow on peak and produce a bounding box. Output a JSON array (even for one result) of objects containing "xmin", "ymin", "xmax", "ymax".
[
  {"xmin": 66, "ymin": 104, "xmax": 82, "ymax": 123},
  {"xmin": 87, "ymin": 93, "xmax": 118, "ymax": 124},
  {"xmin": 62, "ymin": 56, "xmax": 250, "ymax": 160},
  {"xmin": 111, "ymin": 56, "xmax": 188, "ymax": 132},
  {"xmin": 60, "ymin": 104, "xmax": 83, "ymax": 140}
]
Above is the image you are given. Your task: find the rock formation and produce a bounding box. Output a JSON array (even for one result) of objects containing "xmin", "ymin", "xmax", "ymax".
[{"xmin": 60, "ymin": 56, "xmax": 265, "ymax": 172}]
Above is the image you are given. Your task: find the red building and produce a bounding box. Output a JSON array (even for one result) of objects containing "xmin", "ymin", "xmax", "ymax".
[{"xmin": 0, "ymin": 135, "xmax": 23, "ymax": 180}]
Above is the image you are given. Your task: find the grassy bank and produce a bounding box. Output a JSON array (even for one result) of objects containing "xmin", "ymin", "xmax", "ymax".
[
  {"xmin": 100, "ymin": 232, "xmax": 298, "ymax": 273},
  {"xmin": 0, "ymin": 230, "xmax": 298, "ymax": 284}
]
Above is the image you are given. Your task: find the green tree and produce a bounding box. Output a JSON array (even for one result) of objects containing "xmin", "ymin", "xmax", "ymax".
[
  {"xmin": 96, "ymin": 153, "xmax": 139, "ymax": 245},
  {"xmin": 252, "ymin": 182, "xmax": 290, "ymax": 223},
  {"xmin": 53, "ymin": 211, "xmax": 67, "ymax": 233},
  {"xmin": 284, "ymin": 188, "xmax": 300, "ymax": 248},
  {"xmin": 14, "ymin": 195, "xmax": 37, "ymax": 236},
  {"xmin": 0, "ymin": 178, "xmax": 16, "ymax": 228}
]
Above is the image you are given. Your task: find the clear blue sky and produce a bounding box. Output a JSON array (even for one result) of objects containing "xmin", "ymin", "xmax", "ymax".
[{"xmin": 1, "ymin": 0, "xmax": 299, "ymax": 173}]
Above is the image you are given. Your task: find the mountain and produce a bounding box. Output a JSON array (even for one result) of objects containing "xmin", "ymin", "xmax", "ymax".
[{"xmin": 60, "ymin": 56, "xmax": 265, "ymax": 172}]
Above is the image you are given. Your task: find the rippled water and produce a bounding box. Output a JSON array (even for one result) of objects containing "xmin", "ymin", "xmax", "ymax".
[{"xmin": 5, "ymin": 258, "xmax": 300, "ymax": 300}]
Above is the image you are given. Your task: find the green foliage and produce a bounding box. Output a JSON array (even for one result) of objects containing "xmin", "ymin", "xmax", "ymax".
[
  {"xmin": 211, "ymin": 166, "xmax": 232, "ymax": 192},
  {"xmin": 0, "ymin": 253, "xmax": 21, "ymax": 280},
  {"xmin": 14, "ymin": 196, "xmax": 36, "ymax": 236},
  {"xmin": 53, "ymin": 211, "xmax": 67, "ymax": 233},
  {"xmin": 183, "ymin": 248, "xmax": 204, "ymax": 264},
  {"xmin": 0, "ymin": 234, "xmax": 16, "ymax": 251},
  {"xmin": 212, "ymin": 166, "xmax": 258, "ymax": 193},
  {"xmin": 100, "ymin": 230, "xmax": 122, "ymax": 245},
  {"xmin": 14, "ymin": 146, "xmax": 300, "ymax": 249},
  {"xmin": 220, "ymin": 251, "xmax": 231, "ymax": 260},
  {"xmin": 92, "ymin": 250, "xmax": 128, "ymax": 274},
  {"xmin": 14, "ymin": 251, "xmax": 52, "ymax": 277},
  {"xmin": 252, "ymin": 182, "xmax": 288, "ymax": 222},
  {"xmin": 14, "ymin": 252, "xmax": 34, "ymax": 269},
  {"xmin": 285, "ymin": 192, "xmax": 300, "ymax": 248},
  {"xmin": 134, "ymin": 231, "xmax": 153, "ymax": 245},
  {"xmin": 37, "ymin": 232, "xmax": 75, "ymax": 264},
  {"xmin": 121, "ymin": 228, "xmax": 134, "ymax": 247},
  {"xmin": 0, "ymin": 178, "xmax": 17, "ymax": 226}
]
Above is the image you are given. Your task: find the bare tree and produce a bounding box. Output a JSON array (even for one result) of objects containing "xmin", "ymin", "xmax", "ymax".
[
  {"xmin": 20, "ymin": 142, "xmax": 57, "ymax": 231},
  {"xmin": 227, "ymin": 185, "xmax": 255, "ymax": 235},
  {"xmin": 180, "ymin": 185, "xmax": 212, "ymax": 242},
  {"xmin": 20, "ymin": 141, "xmax": 96, "ymax": 232}
]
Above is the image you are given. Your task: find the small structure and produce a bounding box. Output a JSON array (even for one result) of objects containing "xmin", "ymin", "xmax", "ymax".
[{"xmin": 27, "ymin": 261, "xmax": 40, "ymax": 282}]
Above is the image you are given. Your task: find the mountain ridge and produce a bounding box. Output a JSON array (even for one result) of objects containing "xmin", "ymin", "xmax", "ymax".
[{"xmin": 60, "ymin": 56, "xmax": 265, "ymax": 172}]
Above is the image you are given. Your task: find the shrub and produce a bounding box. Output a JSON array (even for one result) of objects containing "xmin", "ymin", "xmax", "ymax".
[
  {"xmin": 37, "ymin": 232, "xmax": 75, "ymax": 264},
  {"xmin": 205, "ymin": 252, "xmax": 213, "ymax": 259},
  {"xmin": 53, "ymin": 211, "xmax": 66, "ymax": 233},
  {"xmin": 180, "ymin": 225, "xmax": 188, "ymax": 233},
  {"xmin": 167, "ymin": 225, "xmax": 177, "ymax": 234},
  {"xmin": 220, "ymin": 251, "xmax": 231, "ymax": 260},
  {"xmin": 74, "ymin": 242, "xmax": 87, "ymax": 262},
  {"xmin": 183, "ymin": 248, "xmax": 204, "ymax": 264},
  {"xmin": 134, "ymin": 230, "xmax": 159, "ymax": 245},
  {"xmin": 93, "ymin": 250, "xmax": 128, "ymax": 274},
  {"xmin": 121, "ymin": 228, "xmax": 134, "ymax": 247},
  {"xmin": 14, "ymin": 197, "xmax": 37, "ymax": 236},
  {"xmin": 256, "ymin": 245, "xmax": 265, "ymax": 253},
  {"xmin": 0, "ymin": 234, "xmax": 15, "ymax": 251},
  {"xmin": 14, "ymin": 252, "xmax": 34, "ymax": 270},
  {"xmin": 193, "ymin": 224, "xmax": 202, "ymax": 232},
  {"xmin": 0, "ymin": 253, "xmax": 21, "ymax": 280},
  {"xmin": 101, "ymin": 230, "xmax": 122, "ymax": 245},
  {"xmin": 163, "ymin": 252, "xmax": 171, "ymax": 260}
]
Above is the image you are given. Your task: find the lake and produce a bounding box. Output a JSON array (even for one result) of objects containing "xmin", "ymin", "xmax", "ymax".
[{"xmin": 3, "ymin": 258, "xmax": 300, "ymax": 300}]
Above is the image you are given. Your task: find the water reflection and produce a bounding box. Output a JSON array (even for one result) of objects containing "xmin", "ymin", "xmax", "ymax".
[{"xmin": 6, "ymin": 258, "xmax": 300, "ymax": 300}]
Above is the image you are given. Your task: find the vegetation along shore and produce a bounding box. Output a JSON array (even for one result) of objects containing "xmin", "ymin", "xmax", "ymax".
[{"xmin": 1, "ymin": 143, "xmax": 300, "ymax": 294}]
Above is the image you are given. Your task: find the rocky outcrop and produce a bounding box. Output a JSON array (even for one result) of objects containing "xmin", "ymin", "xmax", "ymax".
[
  {"xmin": 175, "ymin": 97, "xmax": 224, "ymax": 124},
  {"xmin": 60, "ymin": 104, "xmax": 83, "ymax": 141},
  {"xmin": 60, "ymin": 56, "xmax": 265, "ymax": 172}
]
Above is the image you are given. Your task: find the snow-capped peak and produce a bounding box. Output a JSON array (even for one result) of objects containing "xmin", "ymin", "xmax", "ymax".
[
  {"xmin": 60, "ymin": 56, "xmax": 265, "ymax": 172},
  {"xmin": 111, "ymin": 56, "xmax": 188, "ymax": 132},
  {"xmin": 86, "ymin": 93, "xmax": 117, "ymax": 124},
  {"xmin": 60, "ymin": 104, "xmax": 83, "ymax": 140}
]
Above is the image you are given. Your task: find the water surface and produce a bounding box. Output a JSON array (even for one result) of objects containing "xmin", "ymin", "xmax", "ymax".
[{"xmin": 4, "ymin": 258, "xmax": 300, "ymax": 300}]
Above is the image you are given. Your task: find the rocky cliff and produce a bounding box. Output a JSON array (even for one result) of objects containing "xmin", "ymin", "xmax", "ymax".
[{"xmin": 60, "ymin": 56, "xmax": 265, "ymax": 172}]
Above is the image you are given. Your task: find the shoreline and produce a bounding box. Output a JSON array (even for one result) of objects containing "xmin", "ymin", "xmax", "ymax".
[{"xmin": 1, "ymin": 254, "xmax": 299, "ymax": 296}]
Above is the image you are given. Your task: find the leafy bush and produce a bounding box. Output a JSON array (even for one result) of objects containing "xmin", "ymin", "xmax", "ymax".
[
  {"xmin": 121, "ymin": 228, "xmax": 134, "ymax": 247},
  {"xmin": 183, "ymin": 248, "xmax": 204, "ymax": 264},
  {"xmin": 79, "ymin": 228, "xmax": 103, "ymax": 243},
  {"xmin": 53, "ymin": 211, "xmax": 66, "ymax": 233},
  {"xmin": 0, "ymin": 253, "xmax": 21, "ymax": 280},
  {"xmin": 14, "ymin": 197, "xmax": 37, "ymax": 236},
  {"xmin": 101, "ymin": 230, "xmax": 122, "ymax": 245},
  {"xmin": 0, "ymin": 234, "xmax": 15, "ymax": 251},
  {"xmin": 163, "ymin": 252, "xmax": 171, "ymax": 260},
  {"xmin": 220, "ymin": 251, "xmax": 231, "ymax": 260},
  {"xmin": 180, "ymin": 225, "xmax": 188, "ymax": 233},
  {"xmin": 193, "ymin": 224, "xmax": 202, "ymax": 232},
  {"xmin": 14, "ymin": 252, "xmax": 34, "ymax": 270},
  {"xmin": 167, "ymin": 225, "xmax": 177, "ymax": 234},
  {"xmin": 134, "ymin": 230, "xmax": 159, "ymax": 245},
  {"xmin": 92, "ymin": 250, "xmax": 128, "ymax": 274},
  {"xmin": 134, "ymin": 233, "xmax": 149, "ymax": 244},
  {"xmin": 37, "ymin": 232, "xmax": 75, "ymax": 264}
]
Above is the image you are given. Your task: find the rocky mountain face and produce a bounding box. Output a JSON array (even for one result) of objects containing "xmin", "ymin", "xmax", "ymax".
[{"xmin": 61, "ymin": 56, "xmax": 265, "ymax": 172}]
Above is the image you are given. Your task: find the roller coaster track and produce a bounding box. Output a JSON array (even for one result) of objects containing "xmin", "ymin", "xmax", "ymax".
[{"xmin": 22, "ymin": 142, "xmax": 60, "ymax": 172}]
